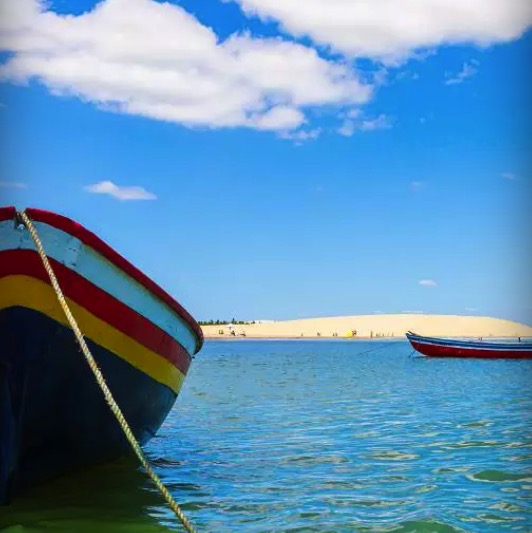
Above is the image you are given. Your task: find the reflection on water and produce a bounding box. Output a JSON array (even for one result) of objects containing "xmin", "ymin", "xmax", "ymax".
[
  {"xmin": 1, "ymin": 340, "xmax": 531, "ymax": 532},
  {"xmin": 0, "ymin": 458, "xmax": 172, "ymax": 532}
]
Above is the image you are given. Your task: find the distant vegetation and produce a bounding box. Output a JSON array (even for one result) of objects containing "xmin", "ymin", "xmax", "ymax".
[{"xmin": 198, "ymin": 319, "xmax": 255, "ymax": 326}]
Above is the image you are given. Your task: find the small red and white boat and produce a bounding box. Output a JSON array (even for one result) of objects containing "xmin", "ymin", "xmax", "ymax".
[{"xmin": 406, "ymin": 331, "xmax": 532, "ymax": 359}]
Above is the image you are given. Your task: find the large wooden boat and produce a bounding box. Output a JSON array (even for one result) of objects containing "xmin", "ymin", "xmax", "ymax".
[
  {"xmin": 0, "ymin": 207, "xmax": 203, "ymax": 503},
  {"xmin": 406, "ymin": 331, "xmax": 532, "ymax": 359}
]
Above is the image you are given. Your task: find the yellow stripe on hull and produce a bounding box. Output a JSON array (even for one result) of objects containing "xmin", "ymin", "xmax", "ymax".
[{"xmin": 0, "ymin": 275, "xmax": 184, "ymax": 393}]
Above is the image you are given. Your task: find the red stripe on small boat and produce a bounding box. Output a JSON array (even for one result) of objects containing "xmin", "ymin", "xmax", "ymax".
[
  {"xmin": 0, "ymin": 206, "xmax": 16, "ymax": 222},
  {"xmin": 0, "ymin": 249, "xmax": 192, "ymax": 375},
  {"xmin": 24, "ymin": 207, "xmax": 203, "ymax": 353}
]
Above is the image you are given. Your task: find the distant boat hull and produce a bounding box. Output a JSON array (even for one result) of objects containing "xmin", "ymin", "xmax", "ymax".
[
  {"xmin": 0, "ymin": 207, "xmax": 203, "ymax": 504},
  {"xmin": 406, "ymin": 332, "xmax": 532, "ymax": 359}
]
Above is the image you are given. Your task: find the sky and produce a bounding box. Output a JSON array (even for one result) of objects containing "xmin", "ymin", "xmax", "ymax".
[{"xmin": 0, "ymin": 0, "xmax": 531, "ymax": 324}]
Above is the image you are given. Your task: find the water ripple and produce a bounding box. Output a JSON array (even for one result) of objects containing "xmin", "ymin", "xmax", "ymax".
[{"xmin": 2, "ymin": 340, "xmax": 531, "ymax": 532}]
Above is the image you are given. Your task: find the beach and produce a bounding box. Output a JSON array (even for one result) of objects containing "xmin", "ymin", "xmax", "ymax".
[{"xmin": 201, "ymin": 314, "xmax": 532, "ymax": 339}]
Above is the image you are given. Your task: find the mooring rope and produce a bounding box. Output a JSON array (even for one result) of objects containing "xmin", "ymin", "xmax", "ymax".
[
  {"xmin": 355, "ymin": 341, "xmax": 397, "ymax": 357},
  {"xmin": 20, "ymin": 210, "xmax": 198, "ymax": 533}
]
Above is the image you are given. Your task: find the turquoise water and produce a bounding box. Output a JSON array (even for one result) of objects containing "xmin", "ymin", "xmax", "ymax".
[{"xmin": 2, "ymin": 340, "xmax": 531, "ymax": 532}]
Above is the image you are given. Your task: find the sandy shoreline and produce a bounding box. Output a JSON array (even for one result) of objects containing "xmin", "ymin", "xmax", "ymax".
[{"xmin": 201, "ymin": 314, "xmax": 532, "ymax": 340}]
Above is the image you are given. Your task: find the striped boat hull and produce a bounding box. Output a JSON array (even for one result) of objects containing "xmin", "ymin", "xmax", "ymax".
[
  {"xmin": 406, "ymin": 332, "xmax": 532, "ymax": 359},
  {"xmin": 0, "ymin": 207, "xmax": 203, "ymax": 503}
]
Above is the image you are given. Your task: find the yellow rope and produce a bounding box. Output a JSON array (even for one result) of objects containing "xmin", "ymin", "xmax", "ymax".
[{"xmin": 19, "ymin": 210, "xmax": 198, "ymax": 533}]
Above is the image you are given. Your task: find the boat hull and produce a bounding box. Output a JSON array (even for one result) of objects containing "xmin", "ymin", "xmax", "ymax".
[
  {"xmin": 0, "ymin": 307, "xmax": 176, "ymax": 502},
  {"xmin": 0, "ymin": 207, "xmax": 203, "ymax": 503},
  {"xmin": 406, "ymin": 332, "xmax": 532, "ymax": 359}
]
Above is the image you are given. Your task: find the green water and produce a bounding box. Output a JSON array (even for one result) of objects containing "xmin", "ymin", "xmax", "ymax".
[{"xmin": 1, "ymin": 340, "xmax": 531, "ymax": 532}]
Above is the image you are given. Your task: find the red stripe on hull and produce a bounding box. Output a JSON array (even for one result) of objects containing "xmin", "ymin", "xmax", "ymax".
[
  {"xmin": 0, "ymin": 206, "xmax": 16, "ymax": 222},
  {"xmin": 410, "ymin": 340, "xmax": 532, "ymax": 359},
  {"xmin": 23, "ymin": 208, "xmax": 203, "ymax": 352},
  {"xmin": 0, "ymin": 249, "xmax": 191, "ymax": 375}
]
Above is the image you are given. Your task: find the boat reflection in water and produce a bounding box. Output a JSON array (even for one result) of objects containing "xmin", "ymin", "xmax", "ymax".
[{"xmin": 0, "ymin": 456, "xmax": 184, "ymax": 532}]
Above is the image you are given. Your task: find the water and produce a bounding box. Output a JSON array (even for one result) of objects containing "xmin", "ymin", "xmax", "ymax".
[{"xmin": 1, "ymin": 340, "xmax": 531, "ymax": 532}]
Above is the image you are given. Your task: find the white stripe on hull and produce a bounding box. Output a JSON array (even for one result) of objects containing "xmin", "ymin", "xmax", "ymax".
[{"xmin": 0, "ymin": 220, "xmax": 197, "ymax": 355}]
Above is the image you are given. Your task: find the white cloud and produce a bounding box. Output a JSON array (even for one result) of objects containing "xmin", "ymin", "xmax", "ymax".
[
  {"xmin": 401, "ymin": 310, "xmax": 425, "ymax": 314},
  {"xmin": 338, "ymin": 120, "xmax": 355, "ymax": 137},
  {"xmin": 279, "ymin": 128, "xmax": 321, "ymax": 143},
  {"xmin": 0, "ymin": 0, "xmax": 371, "ymax": 132},
  {"xmin": 252, "ymin": 106, "xmax": 304, "ymax": 131},
  {"xmin": 419, "ymin": 279, "xmax": 437, "ymax": 287},
  {"xmin": 232, "ymin": 0, "xmax": 532, "ymax": 61},
  {"xmin": 0, "ymin": 180, "xmax": 27, "ymax": 188},
  {"xmin": 465, "ymin": 307, "xmax": 478, "ymax": 312},
  {"xmin": 445, "ymin": 61, "xmax": 478, "ymax": 85},
  {"xmin": 358, "ymin": 114, "xmax": 392, "ymax": 131},
  {"xmin": 337, "ymin": 113, "xmax": 391, "ymax": 136},
  {"xmin": 410, "ymin": 181, "xmax": 425, "ymax": 191},
  {"xmin": 502, "ymin": 172, "xmax": 516, "ymax": 180},
  {"xmin": 346, "ymin": 108, "xmax": 361, "ymax": 119},
  {"xmin": 83, "ymin": 180, "xmax": 157, "ymax": 201}
]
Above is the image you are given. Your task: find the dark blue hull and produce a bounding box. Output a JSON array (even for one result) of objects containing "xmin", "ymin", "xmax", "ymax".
[{"xmin": 0, "ymin": 307, "xmax": 177, "ymax": 504}]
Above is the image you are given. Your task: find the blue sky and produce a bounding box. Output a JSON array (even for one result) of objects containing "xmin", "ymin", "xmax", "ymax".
[{"xmin": 0, "ymin": 0, "xmax": 530, "ymax": 324}]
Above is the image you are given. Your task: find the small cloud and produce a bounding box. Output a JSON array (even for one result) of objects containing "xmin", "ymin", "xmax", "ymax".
[
  {"xmin": 338, "ymin": 120, "xmax": 355, "ymax": 137},
  {"xmin": 338, "ymin": 113, "xmax": 392, "ymax": 136},
  {"xmin": 279, "ymin": 128, "xmax": 321, "ymax": 143},
  {"xmin": 395, "ymin": 70, "xmax": 419, "ymax": 82},
  {"xmin": 253, "ymin": 106, "xmax": 305, "ymax": 131},
  {"xmin": 465, "ymin": 307, "xmax": 478, "ymax": 312},
  {"xmin": 84, "ymin": 180, "xmax": 157, "ymax": 201},
  {"xmin": 502, "ymin": 172, "xmax": 516, "ymax": 180},
  {"xmin": 410, "ymin": 181, "xmax": 425, "ymax": 191},
  {"xmin": 359, "ymin": 114, "xmax": 392, "ymax": 131},
  {"xmin": 419, "ymin": 279, "xmax": 437, "ymax": 287},
  {"xmin": 401, "ymin": 310, "xmax": 425, "ymax": 314},
  {"xmin": 445, "ymin": 61, "xmax": 478, "ymax": 85},
  {"xmin": 0, "ymin": 181, "xmax": 27, "ymax": 189}
]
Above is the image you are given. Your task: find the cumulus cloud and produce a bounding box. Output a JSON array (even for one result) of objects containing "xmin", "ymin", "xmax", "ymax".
[
  {"xmin": 419, "ymin": 279, "xmax": 437, "ymax": 287},
  {"xmin": 232, "ymin": 0, "xmax": 532, "ymax": 61},
  {"xmin": 0, "ymin": 180, "xmax": 27, "ymax": 188},
  {"xmin": 445, "ymin": 61, "xmax": 478, "ymax": 85},
  {"xmin": 0, "ymin": 0, "xmax": 371, "ymax": 132},
  {"xmin": 83, "ymin": 180, "xmax": 157, "ymax": 201}
]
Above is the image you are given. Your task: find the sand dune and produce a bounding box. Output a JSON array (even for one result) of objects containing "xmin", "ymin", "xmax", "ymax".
[{"xmin": 202, "ymin": 314, "xmax": 532, "ymax": 339}]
